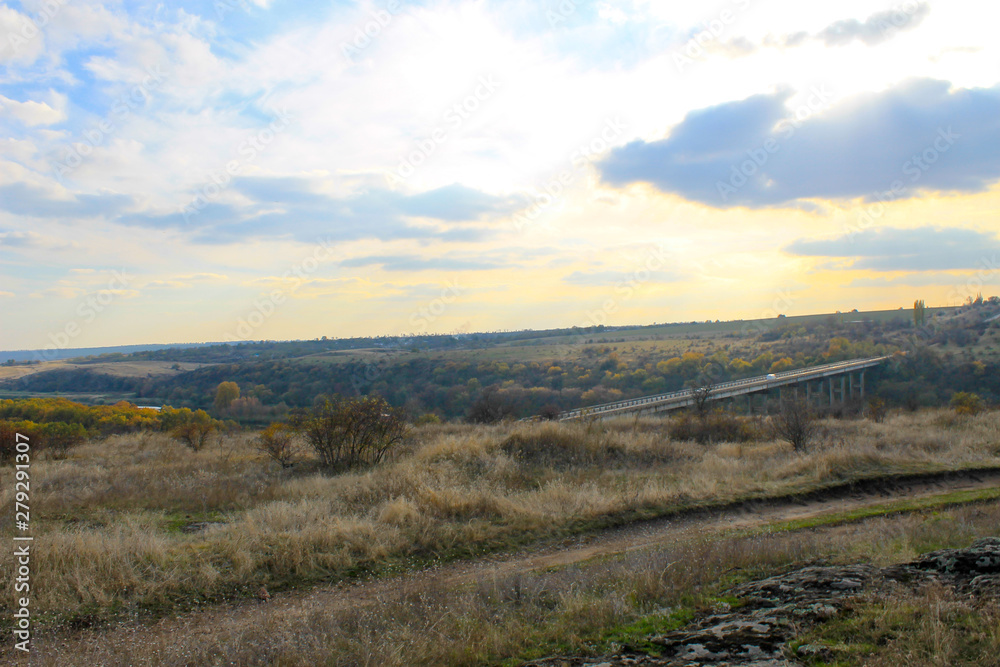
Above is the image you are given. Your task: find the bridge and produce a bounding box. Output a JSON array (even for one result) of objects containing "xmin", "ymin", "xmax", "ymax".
[{"xmin": 552, "ymin": 356, "xmax": 892, "ymax": 421}]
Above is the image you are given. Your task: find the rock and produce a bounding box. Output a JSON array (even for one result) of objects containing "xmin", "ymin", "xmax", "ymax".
[
  {"xmin": 969, "ymin": 574, "xmax": 1000, "ymax": 597},
  {"xmin": 907, "ymin": 539, "xmax": 1000, "ymax": 576},
  {"xmin": 531, "ymin": 539, "xmax": 1000, "ymax": 667}
]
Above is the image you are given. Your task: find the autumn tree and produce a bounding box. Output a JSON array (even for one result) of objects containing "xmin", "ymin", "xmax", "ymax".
[
  {"xmin": 951, "ymin": 392, "xmax": 984, "ymax": 416},
  {"xmin": 165, "ymin": 407, "xmax": 218, "ymax": 451},
  {"xmin": 213, "ymin": 381, "xmax": 240, "ymax": 412},
  {"xmin": 257, "ymin": 422, "xmax": 299, "ymax": 468}
]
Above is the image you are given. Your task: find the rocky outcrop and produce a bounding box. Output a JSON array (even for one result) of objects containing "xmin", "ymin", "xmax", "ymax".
[
  {"xmin": 524, "ymin": 538, "xmax": 1000, "ymax": 667},
  {"xmin": 648, "ymin": 565, "xmax": 874, "ymax": 666}
]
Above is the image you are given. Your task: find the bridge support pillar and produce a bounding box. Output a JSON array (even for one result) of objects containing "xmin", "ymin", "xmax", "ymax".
[
  {"xmin": 849, "ymin": 373, "xmax": 854, "ymax": 400},
  {"xmin": 829, "ymin": 378, "xmax": 834, "ymax": 405},
  {"xmin": 860, "ymin": 371, "xmax": 865, "ymax": 398},
  {"xmin": 840, "ymin": 376, "xmax": 846, "ymax": 403}
]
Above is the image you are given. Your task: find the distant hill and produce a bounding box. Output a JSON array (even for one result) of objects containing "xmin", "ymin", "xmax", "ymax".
[{"xmin": 0, "ymin": 342, "xmax": 227, "ymax": 364}]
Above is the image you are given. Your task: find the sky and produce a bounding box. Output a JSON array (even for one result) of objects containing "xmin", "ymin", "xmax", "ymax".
[{"xmin": 1, "ymin": 0, "xmax": 999, "ymax": 351}]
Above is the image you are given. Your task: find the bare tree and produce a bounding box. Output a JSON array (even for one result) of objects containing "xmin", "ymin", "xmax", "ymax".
[
  {"xmin": 539, "ymin": 404, "xmax": 561, "ymax": 421},
  {"xmin": 467, "ymin": 385, "xmax": 517, "ymax": 424},
  {"xmin": 688, "ymin": 370, "xmax": 717, "ymax": 419},
  {"xmin": 772, "ymin": 396, "xmax": 817, "ymax": 451}
]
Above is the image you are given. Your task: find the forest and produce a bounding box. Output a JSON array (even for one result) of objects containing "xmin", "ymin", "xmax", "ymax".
[{"xmin": 3, "ymin": 301, "xmax": 999, "ymax": 423}]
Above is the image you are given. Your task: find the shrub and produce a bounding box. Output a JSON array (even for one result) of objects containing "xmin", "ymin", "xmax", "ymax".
[
  {"xmin": 257, "ymin": 422, "xmax": 299, "ymax": 468},
  {"xmin": 951, "ymin": 392, "xmax": 984, "ymax": 416},
  {"xmin": 0, "ymin": 420, "xmax": 43, "ymax": 462},
  {"xmin": 866, "ymin": 397, "xmax": 888, "ymax": 423},
  {"xmin": 415, "ymin": 413, "xmax": 442, "ymax": 426},
  {"xmin": 293, "ymin": 394, "xmax": 408, "ymax": 470},
  {"xmin": 539, "ymin": 404, "xmax": 562, "ymax": 421},
  {"xmin": 667, "ymin": 411, "xmax": 759, "ymax": 445},
  {"xmin": 171, "ymin": 422, "xmax": 215, "ymax": 451},
  {"xmin": 43, "ymin": 421, "xmax": 88, "ymax": 457},
  {"xmin": 1, "ymin": 419, "xmax": 89, "ymax": 459},
  {"xmin": 467, "ymin": 385, "xmax": 517, "ymax": 424},
  {"xmin": 771, "ymin": 397, "xmax": 817, "ymax": 451}
]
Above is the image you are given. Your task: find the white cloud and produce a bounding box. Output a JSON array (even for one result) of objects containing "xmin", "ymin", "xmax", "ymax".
[
  {"xmin": 0, "ymin": 94, "xmax": 66, "ymax": 126},
  {"xmin": 0, "ymin": 5, "xmax": 45, "ymax": 64},
  {"xmin": 2, "ymin": 0, "xmax": 1000, "ymax": 348}
]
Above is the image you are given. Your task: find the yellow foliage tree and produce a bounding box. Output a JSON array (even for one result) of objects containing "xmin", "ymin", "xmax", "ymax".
[{"xmin": 213, "ymin": 381, "xmax": 240, "ymax": 412}]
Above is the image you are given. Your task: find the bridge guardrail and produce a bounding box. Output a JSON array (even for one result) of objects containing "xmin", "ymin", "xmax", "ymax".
[{"xmin": 554, "ymin": 356, "xmax": 890, "ymax": 420}]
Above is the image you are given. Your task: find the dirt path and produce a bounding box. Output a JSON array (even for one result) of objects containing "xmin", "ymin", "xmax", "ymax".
[{"xmin": 18, "ymin": 467, "xmax": 1000, "ymax": 664}]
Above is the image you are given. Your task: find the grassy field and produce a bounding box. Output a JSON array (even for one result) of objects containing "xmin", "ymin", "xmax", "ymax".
[
  {"xmin": 3, "ymin": 408, "xmax": 1000, "ymax": 632},
  {"xmin": 0, "ymin": 359, "xmax": 209, "ymax": 381},
  {"xmin": 11, "ymin": 462, "xmax": 1000, "ymax": 665},
  {"xmin": 0, "ymin": 361, "xmax": 68, "ymax": 381},
  {"xmin": 296, "ymin": 336, "xmax": 715, "ymax": 366}
]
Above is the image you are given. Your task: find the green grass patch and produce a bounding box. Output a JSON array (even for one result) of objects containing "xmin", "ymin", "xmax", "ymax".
[{"xmin": 749, "ymin": 486, "xmax": 1000, "ymax": 536}]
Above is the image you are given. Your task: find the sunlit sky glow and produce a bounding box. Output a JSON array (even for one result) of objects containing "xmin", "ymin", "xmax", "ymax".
[{"xmin": 1, "ymin": 0, "xmax": 999, "ymax": 350}]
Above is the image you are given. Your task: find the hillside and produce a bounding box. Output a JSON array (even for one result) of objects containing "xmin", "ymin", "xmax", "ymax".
[{"xmin": 3, "ymin": 304, "xmax": 998, "ymax": 421}]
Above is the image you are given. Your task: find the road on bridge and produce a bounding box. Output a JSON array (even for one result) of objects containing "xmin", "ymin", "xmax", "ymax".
[{"xmin": 553, "ymin": 355, "xmax": 892, "ymax": 421}]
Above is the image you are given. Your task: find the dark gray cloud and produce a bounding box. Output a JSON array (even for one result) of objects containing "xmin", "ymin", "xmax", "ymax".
[
  {"xmin": 819, "ymin": 3, "xmax": 930, "ymax": 47},
  {"xmin": 600, "ymin": 78, "xmax": 1000, "ymax": 208},
  {"xmin": 785, "ymin": 227, "xmax": 1000, "ymax": 271}
]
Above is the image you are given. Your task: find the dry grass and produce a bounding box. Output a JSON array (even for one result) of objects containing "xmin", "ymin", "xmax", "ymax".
[
  {"xmin": 0, "ymin": 360, "xmax": 206, "ymax": 382},
  {"xmin": 15, "ymin": 496, "xmax": 1000, "ymax": 666},
  {"xmin": 0, "ymin": 360, "xmax": 67, "ymax": 381},
  {"xmin": 2, "ymin": 409, "xmax": 1000, "ymax": 626},
  {"xmin": 799, "ymin": 581, "xmax": 1000, "ymax": 666}
]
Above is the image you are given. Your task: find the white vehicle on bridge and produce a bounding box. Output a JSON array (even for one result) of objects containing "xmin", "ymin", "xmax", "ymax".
[{"xmin": 766, "ymin": 373, "xmax": 777, "ymax": 381}]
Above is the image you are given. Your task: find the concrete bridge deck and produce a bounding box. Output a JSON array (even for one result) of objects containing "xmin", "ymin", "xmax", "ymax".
[{"xmin": 553, "ymin": 355, "xmax": 892, "ymax": 421}]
